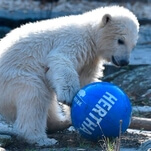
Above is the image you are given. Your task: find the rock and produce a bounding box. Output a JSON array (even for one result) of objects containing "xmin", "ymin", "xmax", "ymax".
[
  {"xmin": 139, "ymin": 139, "xmax": 151, "ymax": 151},
  {"xmin": 102, "ymin": 65, "xmax": 151, "ymax": 107},
  {"xmin": 130, "ymin": 25, "xmax": 151, "ymax": 65},
  {"xmin": 137, "ymin": 25, "xmax": 151, "ymax": 45},
  {"xmin": 130, "ymin": 45, "xmax": 151, "ymax": 64}
]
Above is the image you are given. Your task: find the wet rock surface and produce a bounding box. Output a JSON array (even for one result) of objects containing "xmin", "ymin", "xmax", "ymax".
[{"xmin": 102, "ymin": 65, "xmax": 151, "ymax": 107}]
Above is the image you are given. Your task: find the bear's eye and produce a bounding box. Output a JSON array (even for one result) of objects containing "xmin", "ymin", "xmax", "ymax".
[{"xmin": 118, "ymin": 39, "xmax": 124, "ymax": 45}]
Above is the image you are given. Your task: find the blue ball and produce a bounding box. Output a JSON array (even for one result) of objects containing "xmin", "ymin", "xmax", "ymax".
[{"xmin": 71, "ymin": 82, "xmax": 132, "ymax": 141}]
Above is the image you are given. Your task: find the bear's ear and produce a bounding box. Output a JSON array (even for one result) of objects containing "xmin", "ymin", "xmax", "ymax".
[{"xmin": 101, "ymin": 14, "xmax": 112, "ymax": 27}]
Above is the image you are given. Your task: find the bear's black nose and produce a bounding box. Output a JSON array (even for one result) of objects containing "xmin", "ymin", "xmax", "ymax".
[{"xmin": 119, "ymin": 60, "xmax": 129, "ymax": 66}]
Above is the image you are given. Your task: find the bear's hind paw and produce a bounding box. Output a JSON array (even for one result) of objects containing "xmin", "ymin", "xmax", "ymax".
[{"xmin": 35, "ymin": 138, "xmax": 58, "ymax": 147}]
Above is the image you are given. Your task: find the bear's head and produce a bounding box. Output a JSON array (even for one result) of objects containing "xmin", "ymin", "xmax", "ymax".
[{"xmin": 94, "ymin": 6, "xmax": 139, "ymax": 67}]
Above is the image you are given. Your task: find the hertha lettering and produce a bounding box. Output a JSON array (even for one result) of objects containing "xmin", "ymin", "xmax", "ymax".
[{"xmin": 79, "ymin": 91, "xmax": 117, "ymax": 135}]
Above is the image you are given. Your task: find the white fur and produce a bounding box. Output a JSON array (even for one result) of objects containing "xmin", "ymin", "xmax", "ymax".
[{"xmin": 0, "ymin": 6, "xmax": 139, "ymax": 146}]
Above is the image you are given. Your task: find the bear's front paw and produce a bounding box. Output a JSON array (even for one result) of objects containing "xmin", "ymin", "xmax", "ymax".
[{"xmin": 57, "ymin": 84, "xmax": 80, "ymax": 105}]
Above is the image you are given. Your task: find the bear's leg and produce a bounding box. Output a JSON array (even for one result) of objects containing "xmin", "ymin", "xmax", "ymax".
[
  {"xmin": 47, "ymin": 93, "xmax": 71, "ymax": 133},
  {"xmin": 46, "ymin": 55, "xmax": 80, "ymax": 105},
  {"xmin": 13, "ymin": 83, "xmax": 57, "ymax": 146}
]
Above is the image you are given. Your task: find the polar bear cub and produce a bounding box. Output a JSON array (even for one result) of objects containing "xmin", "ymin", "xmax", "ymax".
[{"xmin": 0, "ymin": 6, "xmax": 139, "ymax": 146}]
